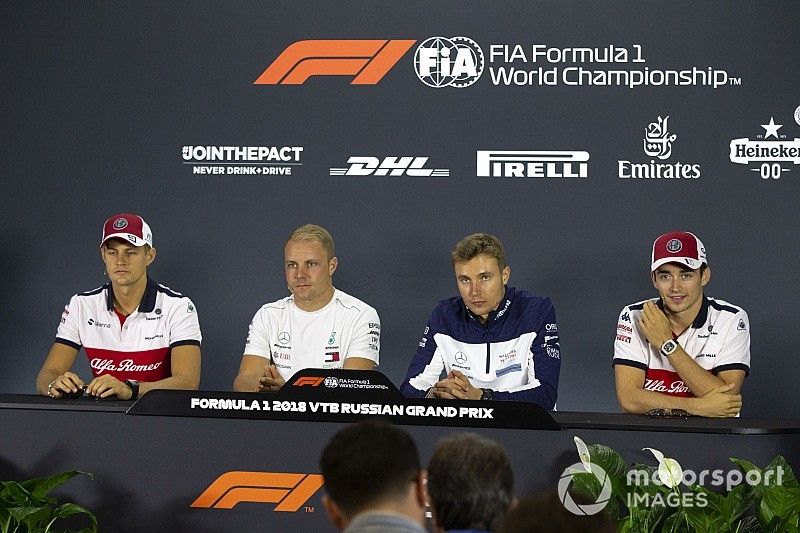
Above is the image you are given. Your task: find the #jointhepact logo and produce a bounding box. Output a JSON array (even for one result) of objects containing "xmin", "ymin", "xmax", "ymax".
[
  {"xmin": 414, "ymin": 36, "xmax": 484, "ymax": 88},
  {"xmin": 192, "ymin": 471, "xmax": 323, "ymax": 511},
  {"xmin": 619, "ymin": 116, "xmax": 701, "ymax": 179},
  {"xmin": 477, "ymin": 151, "xmax": 589, "ymax": 178},
  {"xmin": 330, "ymin": 156, "xmax": 449, "ymax": 176},
  {"xmin": 254, "ymin": 40, "xmax": 415, "ymax": 85},
  {"xmin": 182, "ymin": 145, "xmax": 303, "ymax": 176},
  {"xmin": 558, "ymin": 463, "xmax": 612, "ymax": 515},
  {"xmin": 729, "ymin": 116, "xmax": 799, "ymax": 179}
]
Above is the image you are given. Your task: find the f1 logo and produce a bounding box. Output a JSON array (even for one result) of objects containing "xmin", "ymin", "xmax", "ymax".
[
  {"xmin": 254, "ymin": 39, "xmax": 416, "ymax": 85},
  {"xmin": 293, "ymin": 377, "xmax": 325, "ymax": 387},
  {"xmin": 191, "ymin": 471, "xmax": 323, "ymax": 511}
]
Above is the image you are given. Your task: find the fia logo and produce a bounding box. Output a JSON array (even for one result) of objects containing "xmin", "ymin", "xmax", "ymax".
[{"xmin": 414, "ymin": 36, "xmax": 484, "ymax": 88}]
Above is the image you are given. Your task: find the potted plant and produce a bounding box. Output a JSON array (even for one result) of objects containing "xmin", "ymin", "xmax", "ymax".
[
  {"xmin": 565, "ymin": 437, "xmax": 800, "ymax": 532},
  {"xmin": 0, "ymin": 471, "xmax": 97, "ymax": 533}
]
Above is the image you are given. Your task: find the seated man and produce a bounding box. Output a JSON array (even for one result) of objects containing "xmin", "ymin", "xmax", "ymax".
[
  {"xmin": 613, "ymin": 231, "xmax": 749, "ymax": 417},
  {"xmin": 36, "ymin": 213, "xmax": 202, "ymax": 400},
  {"xmin": 400, "ymin": 233, "xmax": 560, "ymax": 407},
  {"xmin": 319, "ymin": 421, "xmax": 427, "ymax": 533},
  {"xmin": 427, "ymin": 433, "xmax": 515, "ymax": 533},
  {"xmin": 234, "ymin": 224, "xmax": 380, "ymax": 392}
]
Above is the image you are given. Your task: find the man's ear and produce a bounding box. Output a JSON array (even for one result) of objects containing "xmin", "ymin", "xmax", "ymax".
[
  {"xmin": 329, "ymin": 256, "xmax": 338, "ymax": 276},
  {"xmin": 416, "ymin": 471, "xmax": 428, "ymax": 508},
  {"xmin": 322, "ymin": 494, "xmax": 346, "ymax": 531},
  {"xmin": 701, "ymin": 266, "xmax": 711, "ymax": 287},
  {"xmin": 146, "ymin": 246, "xmax": 157, "ymax": 266},
  {"xmin": 501, "ymin": 265, "xmax": 511, "ymax": 285}
]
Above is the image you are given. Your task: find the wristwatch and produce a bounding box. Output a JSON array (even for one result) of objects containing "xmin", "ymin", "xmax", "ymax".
[
  {"xmin": 124, "ymin": 379, "xmax": 140, "ymax": 400},
  {"xmin": 480, "ymin": 388, "xmax": 493, "ymax": 400},
  {"xmin": 660, "ymin": 340, "xmax": 679, "ymax": 357}
]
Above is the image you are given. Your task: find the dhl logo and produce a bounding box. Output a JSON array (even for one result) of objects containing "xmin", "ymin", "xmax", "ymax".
[
  {"xmin": 293, "ymin": 376, "xmax": 324, "ymax": 387},
  {"xmin": 254, "ymin": 39, "xmax": 416, "ymax": 85},
  {"xmin": 191, "ymin": 472, "xmax": 323, "ymax": 511}
]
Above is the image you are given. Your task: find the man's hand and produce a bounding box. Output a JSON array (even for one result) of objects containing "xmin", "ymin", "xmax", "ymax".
[
  {"xmin": 691, "ymin": 382, "xmax": 742, "ymax": 417},
  {"xmin": 47, "ymin": 372, "xmax": 85, "ymax": 398},
  {"xmin": 430, "ymin": 370, "xmax": 482, "ymax": 400},
  {"xmin": 86, "ymin": 374, "xmax": 133, "ymax": 399},
  {"xmin": 258, "ymin": 364, "xmax": 286, "ymax": 392},
  {"xmin": 639, "ymin": 300, "xmax": 673, "ymax": 348}
]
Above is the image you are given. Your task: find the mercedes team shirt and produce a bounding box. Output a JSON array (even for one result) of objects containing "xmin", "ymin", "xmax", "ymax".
[
  {"xmin": 243, "ymin": 289, "xmax": 380, "ymax": 380},
  {"xmin": 55, "ymin": 278, "xmax": 201, "ymax": 382},
  {"xmin": 612, "ymin": 296, "xmax": 750, "ymax": 397},
  {"xmin": 400, "ymin": 286, "xmax": 560, "ymax": 408}
]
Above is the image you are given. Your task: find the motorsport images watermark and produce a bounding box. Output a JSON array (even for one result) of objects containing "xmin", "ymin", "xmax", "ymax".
[{"xmin": 558, "ymin": 460, "xmax": 786, "ymax": 514}]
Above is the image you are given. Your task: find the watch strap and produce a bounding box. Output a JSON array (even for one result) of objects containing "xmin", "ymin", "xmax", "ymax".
[{"xmin": 124, "ymin": 379, "xmax": 139, "ymax": 400}]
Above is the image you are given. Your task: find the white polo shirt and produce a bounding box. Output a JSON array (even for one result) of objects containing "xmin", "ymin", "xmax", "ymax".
[
  {"xmin": 613, "ymin": 296, "xmax": 750, "ymax": 397},
  {"xmin": 243, "ymin": 289, "xmax": 380, "ymax": 380},
  {"xmin": 55, "ymin": 279, "xmax": 201, "ymax": 382}
]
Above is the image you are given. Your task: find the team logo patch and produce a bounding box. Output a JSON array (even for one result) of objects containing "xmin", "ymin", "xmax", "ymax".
[
  {"xmin": 113, "ymin": 218, "xmax": 128, "ymax": 230},
  {"xmin": 737, "ymin": 319, "xmax": 746, "ymax": 331},
  {"xmin": 278, "ymin": 331, "xmax": 291, "ymax": 345},
  {"xmin": 454, "ymin": 351, "xmax": 468, "ymax": 364},
  {"xmin": 666, "ymin": 238, "xmax": 683, "ymax": 253}
]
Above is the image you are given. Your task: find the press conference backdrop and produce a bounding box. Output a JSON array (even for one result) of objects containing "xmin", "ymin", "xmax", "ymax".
[{"xmin": 2, "ymin": 2, "xmax": 798, "ymax": 417}]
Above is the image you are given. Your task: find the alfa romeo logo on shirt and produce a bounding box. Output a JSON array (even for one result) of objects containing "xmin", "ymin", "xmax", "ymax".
[
  {"xmin": 113, "ymin": 218, "xmax": 128, "ymax": 230},
  {"xmin": 455, "ymin": 351, "xmax": 468, "ymax": 364},
  {"xmin": 278, "ymin": 331, "xmax": 291, "ymax": 345}
]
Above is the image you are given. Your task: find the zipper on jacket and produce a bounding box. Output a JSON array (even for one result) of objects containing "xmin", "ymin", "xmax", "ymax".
[{"xmin": 485, "ymin": 343, "xmax": 491, "ymax": 373}]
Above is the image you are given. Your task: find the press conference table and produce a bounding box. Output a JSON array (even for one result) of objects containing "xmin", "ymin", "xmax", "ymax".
[{"xmin": 1, "ymin": 373, "xmax": 798, "ymax": 532}]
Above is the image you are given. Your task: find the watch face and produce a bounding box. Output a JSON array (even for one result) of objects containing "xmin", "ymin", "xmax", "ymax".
[{"xmin": 662, "ymin": 340, "xmax": 677, "ymax": 354}]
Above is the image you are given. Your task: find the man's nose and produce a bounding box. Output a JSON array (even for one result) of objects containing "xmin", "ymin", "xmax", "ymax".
[{"xmin": 470, "ymin": 282, "xmax": 481, "ymax": 297}]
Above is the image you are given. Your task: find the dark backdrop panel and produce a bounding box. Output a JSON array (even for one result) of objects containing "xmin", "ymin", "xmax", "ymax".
[{"xmin": 2, "ymin": 2, "xmax": 799, "ymax": 417}]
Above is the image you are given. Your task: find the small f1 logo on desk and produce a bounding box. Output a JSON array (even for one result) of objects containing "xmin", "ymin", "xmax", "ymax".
[{"xmin": 292, "ymin": 377, "xmax": 325, "ymax": 387}]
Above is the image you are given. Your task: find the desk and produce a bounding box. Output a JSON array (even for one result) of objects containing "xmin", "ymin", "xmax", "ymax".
[{"xmin": 1, "ymin": 390, "xmax": 798, "ymax": 532}]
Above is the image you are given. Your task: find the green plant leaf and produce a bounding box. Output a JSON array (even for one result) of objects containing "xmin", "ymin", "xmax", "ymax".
[
  {"xmin": 758, "ymin": 485, "xmax": 800, "ymax": 526},
  {"xmin": 9, "ymin": 505, "xmax": 50, "ymax": 527},
  {"xmin": 587, "ymin": 443, "xmax": 629, "ymax": 492},
  {"xmin": 20, "ymin": 471, "xmax": 93, "ymax": 500},
  {"xmin": 0, "ymin": 482, "xmax": 32, "ymax": 506},
  {"xmin": 49, "ymin": 502, "xmax": 98, "ymax": 533},
  {"xmin": 661, "ymin": 509, "xmax": 690, "ymax": 533}
]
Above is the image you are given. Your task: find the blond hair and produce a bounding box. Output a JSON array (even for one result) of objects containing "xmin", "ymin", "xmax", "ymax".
[
  {"xmin": 452, "ymin": 233, "xmax": 507, "ymax": 270},
  {"xmin": 287, "ymin": 224, "xmax": 335, "ymax": 260}
]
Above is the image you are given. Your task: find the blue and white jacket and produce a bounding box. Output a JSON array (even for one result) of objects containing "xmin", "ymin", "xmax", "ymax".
[{"xmin": 400, "ymin": 286, "xmax": 560, "ymax": 408}]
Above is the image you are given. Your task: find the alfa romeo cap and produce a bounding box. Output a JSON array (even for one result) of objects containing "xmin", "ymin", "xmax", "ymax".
[
  {"xmin": 651, "ymin": 231, "xmax": 706, "ymax": 271},
  {"xmin": 101, "ymin": 213, "xmax": 153, "ymax": 247}
]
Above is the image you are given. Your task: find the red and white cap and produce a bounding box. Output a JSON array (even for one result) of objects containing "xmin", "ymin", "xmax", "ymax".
[
  {"xmin": 101, "ymin": 214, "xmax": 153, "ymax": 247},
  {"xmin": 651, "ymin": 231, "xmax": 706, "ymax": 271}
]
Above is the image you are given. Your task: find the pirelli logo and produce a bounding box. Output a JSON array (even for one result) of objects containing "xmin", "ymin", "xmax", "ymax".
[
  {"xmin": 293, "ymin": 377, "xmax": 325, "ymax": 387},
  {"xmin": 254, "ymin": 39, "xmax": 416, "ymax": 85},
  {"xmin": 476, "ymin": 150, "xmax": 590, "ymax": 178},
  {"xmin": 191, "ymin": 472, "xmax": 323, "ymax": 511}
]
